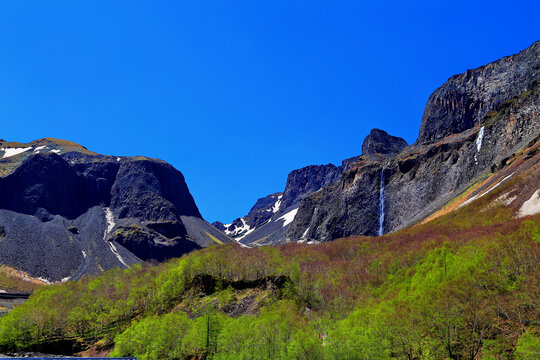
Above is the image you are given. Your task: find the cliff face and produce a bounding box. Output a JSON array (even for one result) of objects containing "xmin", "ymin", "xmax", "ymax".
[
  {"xmin": 0, "ymin": 153, "xmax": 201, "ymax": 221},
  {"xmin": 362, "ymin": 129, "xmax": 408, "ymax": 156},
  {"xmin": 0, "ymin": 139, "xmax": 230, "ymax": 282},
  {"xmin": 280, "ymin": 164, "xmax": 343, "ymax": 210},
  {"xmin": 417, "ymin": 41, "xmax": 540, "ymax": 145},
  {"xmin": 287, "ymin": 159, "xmax": 383, "ymax": 240},
  {"xmin": 387, "ymin": 78, "xmax": 540, "ymax": 232},
  {"xmin": 213, "ymin": 163, "xmax": 346, "ymax": 245},
  {"xmin": 287, "ymin": 43, "xmax": 540, "ymax": 242}
]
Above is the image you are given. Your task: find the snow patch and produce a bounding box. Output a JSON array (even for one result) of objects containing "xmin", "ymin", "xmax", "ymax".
[
  {"xmin": 235, "ymin": 218, "xmax": 255, "ymax": 242},
  {"xmin": 104, "ymin": 208, "xmax": 115, "ymax": 237},
  {"xmin": 116, "ymin": 157, "xmax": 121, "ymax": 162},
  {"xmin": 51, "ymin": 149, "xmax": 61, "ymax": 154},
  {"xmin": 272, "ymin": 195, "xmax": 283, "ymax": 213},
  {"xmin": 82, "ymin": 250, "xmax": 87, "ymax": 258},
  {"xmin": 1, "ymin": 147, "xmax": 32, "ymax": 158},
  {"xmin": 495, "ymin": 192, "xmax": 517, "ymax": 206},
  {"xmin": 517, "ymin": 189, "xmax": 540, "ymax": 218},
  {"xmin": 277, "ymin": 208, "xmax": 298, "ymax": 227},
  {"xmin": 460, "ymin": 172, "xmax": 515, "ymax": 208},
  {"xmin": 225, "ymin": 218, "xmax": 252, "ymax": 237},
  {"xmin": 61, "ymin": 276, "xmax": 71, "ymax": 283},
  {"xmin": 301, "ymin": 227, "xmax": 310, "ymax": 239},
  {"xmin": 109, "ymin": 241, "xmax": 129, "ymax": 268},
  {"xmin": 37, "ymin": 277, "xmax": 52, "ymax": 285},
  {"xmin": 33, "ymin": 146, "xmax": 47, "ymax": 153},
  {"xmin": 103, "ymin": 207, "xmax": 130, "ymax": 268}
]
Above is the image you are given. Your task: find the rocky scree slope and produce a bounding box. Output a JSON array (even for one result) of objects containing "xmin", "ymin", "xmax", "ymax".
[
  {"xmin": 0, "ymin": 138, "xmax": 230, "ymax": 283},
  {"xmin": 288, "ymin": 41, "xmax": 540, "ymax": 242}
]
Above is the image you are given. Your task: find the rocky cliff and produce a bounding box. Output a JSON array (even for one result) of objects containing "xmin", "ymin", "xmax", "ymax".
[
  {"xmin": 0, "ymin": 139, "xmax": 230, "ymax": 282},
  {"xmin": 212, "ymin": 193, "xmax": 283, "ymax": 238},
  {"xmin": 287, "ymin": 42, "xmax": 540, "ymax": 242},
  {"xmin": 361, "ymin": 128, "xmax": 408, "ymax": 156},
  {"xmin": 213, "ymin": 162, "xmax": 347, "ymax": 245},
  {"xmin": 417, "ymin": 41, "xmax": 540, "ymax": 145}
]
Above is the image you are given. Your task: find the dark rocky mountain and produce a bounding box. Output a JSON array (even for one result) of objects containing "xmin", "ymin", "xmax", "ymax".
[
  {"xmin": 287, "ymin": 41, "xmax": 540, "ymax": 242},
  {"xmin": 0, "ymin": 138, "xmax": 230, "ymax": 283},
  {"xmin": 361, "ymin": 128, "xmax": 408, "ymax": 156},
  {"xmin": 417, "ymin": 41, "xmax": 540, "ymax": 145},
  {"xmin": 280, "ymin": 164, "xmax": 343, "ymax": 210},
  {"xmin": 212, "ymin": 192, "xmax": 283, "ymax": 238},
  {"xmin": 214, "ymin": 129, "xmax": 406, "ymax": 246},
  {"xmin": 213, "ymin": 161, "xmax": 355, "ymax": 245}
]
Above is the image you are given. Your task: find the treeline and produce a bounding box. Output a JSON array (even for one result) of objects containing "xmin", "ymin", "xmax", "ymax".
[{"xmin": 0, "ymin": 181, "xmax": 539, "ymax": 359}]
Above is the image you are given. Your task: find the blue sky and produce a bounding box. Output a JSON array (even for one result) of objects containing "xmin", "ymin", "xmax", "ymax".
[{"xmin": 0, "ymin": 1, "xmax": 538, "ymax": 223}]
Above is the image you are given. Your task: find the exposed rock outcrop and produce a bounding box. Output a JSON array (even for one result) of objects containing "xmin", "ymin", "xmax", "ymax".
[
  {"xmin": 361, "ymin": 128, "xmax": 408, "ymax": 156},
  {"xmin": 214, "ymin": 163, "xmax": 346, "ymax": 245},
  {"xmin": 417, "ymin": 41, "xmax": 540, "ymax": 145},
  {"xmin": 0, "ymin": 139, "xmax": 230, "ymax": 282}
]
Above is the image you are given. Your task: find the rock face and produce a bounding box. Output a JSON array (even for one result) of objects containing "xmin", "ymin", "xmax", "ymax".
[
  {"xmin": 280, "ymin": 164, "xmax": 343, "ymax": 210},
  {"xmin": 287, "ymin": 43, "xmax": 540, "ymax": 242},
  {"xmin": 361, "ymin": 129, "xmax": 408, "ymax": 156},
  {"xmin": 214, "ymin": 163, "xmax": 346, "ymax": 245},
  {"xmin": 0, "ymin": 139, "xmax": 230, "ymax": 282},
  {"xmin": 213, "ymin": 193, "xmax": 283, "ymax": 239},
  {"xmin": 417, "ymin": 41, "xmax": 540, "ymax": 145},
  {"xmin": 244, "ymin": 193, "xmax": 284, "ymax": 229},
  {"xmin": 288, "ymin": 160, "xmax": 383, "ymax": 240}
]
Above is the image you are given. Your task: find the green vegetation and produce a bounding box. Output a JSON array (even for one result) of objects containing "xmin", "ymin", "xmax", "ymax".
[{"xmin": 0, "ymin": 185, "xmax": 538, "ymax": 359}]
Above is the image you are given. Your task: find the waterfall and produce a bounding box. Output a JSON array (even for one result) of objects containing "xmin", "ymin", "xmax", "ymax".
[{"xmin": 378, "ymin": 168, "xmax": 385, "ymax": 236}]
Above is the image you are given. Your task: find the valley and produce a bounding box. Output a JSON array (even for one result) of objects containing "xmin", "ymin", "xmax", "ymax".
[{"xmin": 0, "ymin": 41, "xmax": 539, "ymax": 359}]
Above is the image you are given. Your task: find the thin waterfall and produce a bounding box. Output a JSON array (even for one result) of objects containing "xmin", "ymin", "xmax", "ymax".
[{"xmin": 378, "ymin": 168, "xmax": 385, "ymax": 236}]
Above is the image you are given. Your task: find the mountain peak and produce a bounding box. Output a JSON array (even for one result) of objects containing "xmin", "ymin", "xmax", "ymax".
[{"xmin": 361, "ymin": 128, "xmax": 408, "ymax": 156}]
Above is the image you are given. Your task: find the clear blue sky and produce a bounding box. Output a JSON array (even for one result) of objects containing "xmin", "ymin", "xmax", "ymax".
[{"xmin": 0, "ymin": 1, "xmax": 538, "ymax": 223}]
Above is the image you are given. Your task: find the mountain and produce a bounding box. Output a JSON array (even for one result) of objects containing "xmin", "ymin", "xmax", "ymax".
[
  {"xmin": 216, "ymin": 41, "xmax": 540, "ymax": 245},
  {"xmin": 2, "ymin": 148, "xmax": 538, "ymax": 357},
  {"xmin": 214, "ymin": 160, "xmax": 364, "ymax": 246},
  {"xmin": 287, "ymin": 42, "xmax": 540, "ymax": 241},
  {"xmin": 1, "ymin": 43, "xmax": 540, "ymax": 360},
  {"xmin": 213, "ymin": 131, "xmax": 408, "ymax": 246},
  {"xmin": 212, "ymin": 193, "xmax": 283, "ymax": 239},
  {"xmin": 0, "ymin": 138, "xmax": 231, "ymax": 283},
  {"xmin": 361, "ymin": 128, "xmax": 408, "ymax": 156},
  {"xmin": 288, "ymin": 42, "xmax": 540, "ymax": 241}
]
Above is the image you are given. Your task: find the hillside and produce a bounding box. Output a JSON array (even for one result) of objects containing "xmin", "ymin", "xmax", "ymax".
[
  {"xmin": 1, "ymin": 41, "xmax": 539, "ymax": 360},
  {"xmin": 0, "ymin": 131, "xmax": 539, "ymax": 358}
]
